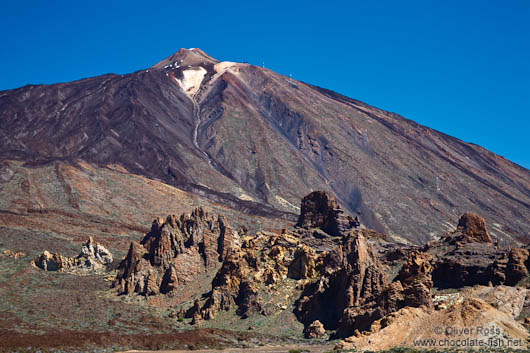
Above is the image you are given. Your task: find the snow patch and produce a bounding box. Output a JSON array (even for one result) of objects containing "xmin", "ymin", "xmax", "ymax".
[{"xmin": 174, "ymin": 67, "xmax": 207, "ymax": 97}]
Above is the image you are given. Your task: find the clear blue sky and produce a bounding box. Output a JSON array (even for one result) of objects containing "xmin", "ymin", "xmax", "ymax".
[{"xmin": 1, "ymin": 0, "xmax": 529, "ymax": 168}]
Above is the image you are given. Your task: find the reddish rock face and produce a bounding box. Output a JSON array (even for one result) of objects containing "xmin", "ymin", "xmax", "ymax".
[
  {"xmin": 113, "ymin": 207, "xmax": 234, "ymax": 296},
  {"xmin": 456, "ymin": 212, "xmax": 492, "ymax": 243}
]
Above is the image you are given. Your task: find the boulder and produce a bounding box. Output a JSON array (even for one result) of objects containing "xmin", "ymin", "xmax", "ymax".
[
  {"xmin": 456, "ymin": 212, "xmax": 492, "ymax": 243},
  {"xmin": 304, "ymin": 320, "xmax": 326, "ymax": 338}
]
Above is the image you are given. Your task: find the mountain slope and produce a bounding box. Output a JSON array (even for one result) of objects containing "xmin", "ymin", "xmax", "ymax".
[{"xmin": 1, "ymin": 48, "xmax": 528, "ymax": 244}]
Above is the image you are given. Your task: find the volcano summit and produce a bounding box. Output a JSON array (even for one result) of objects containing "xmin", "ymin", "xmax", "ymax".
[{"xmin": 1, "ymin": 48, "xmax": 528, "ymax": 245}]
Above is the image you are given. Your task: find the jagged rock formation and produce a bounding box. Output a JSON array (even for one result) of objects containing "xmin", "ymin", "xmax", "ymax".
[
  {"xmin": 33, "ymin": 237, "xmax": 112, "ymax": 272},
  {"xmin": 181, "ymin": 192, "xmax": 530, "ymax": 342},
  {"xmin": 187, "ymin": 191, "xmax": 360, "ymax": 322},
  {"xmin": 295, "ymin": 232, "xmax": 388, "ymax": 336},
  {"xmin": 295, "ymin": 191, "xmax": 358, "ymax": 237},
  {"xmin": 333, "ymin": 247, "xmax": 434, "ymax": 338},
  {"xmin": 106, "ymin": 190, "xmax": 530, "ymax": 344},
  {"xmin": 292, "ymin": 207, "xmax": 530, "ymax": 338},
  {"xmin": 397, "ymin": 250, "xmax": 434, "ymax": 308},
  {"xmin": 338, "ymin": 291, "xmax": 529, "ymax": 351},
  {"xmin": 193, "ymin": 232, "xmax": 301, "ymax": 320},
  {"xmin": 113, "ymin": 208, "xmax": 234, "ymax": 296},
  {"xmin": 407, "ymin": 212, "xmax": 530, "ymax": 290}
]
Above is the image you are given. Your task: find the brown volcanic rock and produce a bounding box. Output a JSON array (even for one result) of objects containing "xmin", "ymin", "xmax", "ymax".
[
  {"xmin": 398, "ymin": 250, "xmax": 433, "ymax": 283},
  {"xmin": 113, "ymin": 207, "xmax": 235, "ymax": 296},
  {"xmin": 34, "ymin": 237, "xmax": 113, "ymax": 272},
  {"xmin": 456, "ymin": 212, "xmax": 492, "ymax": 243},
  {"xmin": 288, "ymin": 245, "xmax": 317, "ymax": 280},
  {"xmin": 295, "ymin": 233, "xmax": 388, "ymax": 335},
  {"xmin": 34, "ymin": 251, "xmax": 71, "ymax": 272},
  {"xmin": 304, "ymin": 320, "xmax": 326, "ymax": 339},
  {"xmin": 235, "ymin": 280, "xmax": 265, "ymax": 318},
  {"xmin": 194, "ymin": 232, "xmax": 302, "ymax": 320},
  {"xmin": 398, "ymin": 251, "xmax": 433, "ymax": 308},
  {"xmin": 429, "ymin": 241, "xmax": 504, "ymax": 288},
  {"xmin": 334, "ymin": 250, "xmax": 435, "ymax": 338},
  {"xmin": 423, "ymin": 213, "xmax": 530, "ymax": 288},
  {"xmin": 505, "ymin": 247, "xmax": 530, "ymax": 286},
  {"xmin": 296, "ymin": 191, "xmax": 356, "ymax": 236}
]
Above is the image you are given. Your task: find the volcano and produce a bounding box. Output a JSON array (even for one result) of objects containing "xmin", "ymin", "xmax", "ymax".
[{"xmin": 1, "ymin": 48, "xmax": 529, "ymax": 244}]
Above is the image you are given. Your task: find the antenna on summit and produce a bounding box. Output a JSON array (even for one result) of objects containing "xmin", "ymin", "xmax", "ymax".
[{"xmin": 262, "ymin": 61, "xmax": 265, "ymax": 68}]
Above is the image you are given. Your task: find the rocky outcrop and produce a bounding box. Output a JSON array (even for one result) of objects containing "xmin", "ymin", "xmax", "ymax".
[
  {"xmin": 334, "ymin": 250, "xmax": 435, "ymax": 338},
  {"xmin": 295, "ymin": 233, "xmax": 388, "ymax": 336},
  {"xmin": 397, "ymin": 251, "xmax": 433, "ymax": 308},
  {"xmin": 426, "ymin": 213, "xmax": 509, "ymax": 288},
  {"xmin": 192, "ymin": 232, "xmax": 302, "ymax": 321},
  {"xmin": 304, "ymin": 320, "xmax": 326, "ymax": 339},
  {"xmin": 505, "ymin": 248, "xmax": 530, "ymax": 286},
  {"xmin": 1, "ymin": 250, "xmax": 26, "ymax": 258},
  {"xmin": 34, "ymin": 251, "xmax": 71, "ymax": 271},
  {"xmin": 33, "ymin": 237, "xmax": 113, "ymax": 272},
  {"xmin": 78, "ymin": 236, "xmax": 113, "ymax": 268},
  {"xmin": 338, "ymin": 293, "xmax": 529, "ymax": 352},
  {"xmin": 456, "ymin": 212, "xmax": 492, "ymax": 243},
  {"xmin": 113, "ymin": 208, "xmax": 235, "ymax": 296},
  {"xmin": 288, "ymin": 245, "xmax": 317, "ymax": 280},
  {"xmin": 295, "ymin": 191, "xmax": 358, "ymax": 237},
  {"xmin": 418, "ymin": 213, "xmax": 530, "ymax": 289}
]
